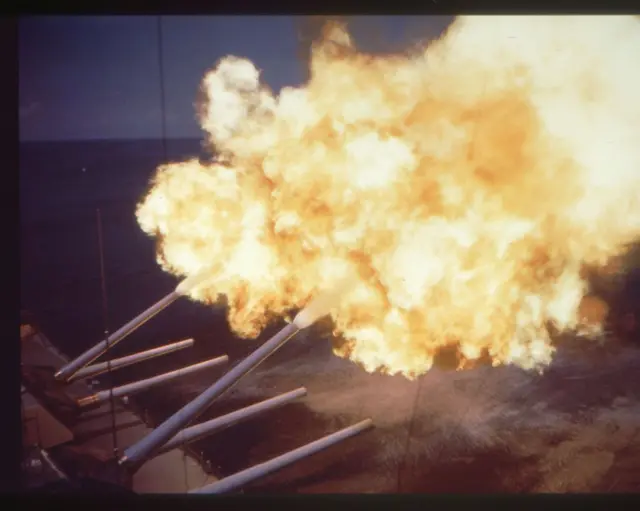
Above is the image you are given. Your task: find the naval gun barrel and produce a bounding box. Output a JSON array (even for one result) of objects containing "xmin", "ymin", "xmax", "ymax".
[
  {"xmin": 68, "ymin": 339, "xmax": 194, "ymax": 382},
  {"xmin": 120, "ymin": 322, "xmax": 301, "ymax": 467},
  {"xmin": 120, "ymin": 283, "xmax": 345, "ymax": 469},
  {"xmin": 76, "ymin": 355, "xmax": 228, "ymax": 408},
  {"xmin": 156, "ymin": 387, "xmax": 307, "ymax": 456},
  {"xmin": 55, "ymin": 272, "xmax": 207, "ymax": 382},
  {"xmin": 189, "ymin": 419, "xmax": 374, "ymax": 494}
]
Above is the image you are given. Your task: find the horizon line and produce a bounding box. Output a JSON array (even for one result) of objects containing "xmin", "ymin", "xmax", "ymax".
[{"xmin": 20, "ymin": 136, "xmax": 204, "ymax": 144}]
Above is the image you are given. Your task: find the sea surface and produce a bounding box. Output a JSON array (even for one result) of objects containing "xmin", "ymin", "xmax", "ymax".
[
  {"xmin": 20, "ymin": 139, "xmax": 640, "ymax": 493},
  {"xmin": 21, "ymin": 138, "xmax": 227, "ymax": 356}
]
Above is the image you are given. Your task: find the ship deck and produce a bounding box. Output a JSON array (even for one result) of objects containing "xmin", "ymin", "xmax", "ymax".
[{"xmin": 20, "ymin": 324, "xmax": 216, "ymax": 493}]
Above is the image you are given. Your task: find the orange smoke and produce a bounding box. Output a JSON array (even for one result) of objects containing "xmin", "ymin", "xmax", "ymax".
[{"xmin": 137, "ymin": 16, "xmax": 640, "ymax": 378}]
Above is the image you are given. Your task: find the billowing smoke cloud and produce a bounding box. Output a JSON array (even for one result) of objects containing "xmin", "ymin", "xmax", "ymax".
[{"xmin": 137, "ymin": 16, "xmax": 640, "ymax": 378}]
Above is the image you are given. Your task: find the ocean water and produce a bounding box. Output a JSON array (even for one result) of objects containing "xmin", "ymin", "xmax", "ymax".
[{"xmin": 21, "ymin": 139, "xmax": 215, "ymax": 355}]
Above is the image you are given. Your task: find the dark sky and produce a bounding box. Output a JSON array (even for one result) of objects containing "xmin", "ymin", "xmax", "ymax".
[{"xmin": 19, "ymin": 16, "xmax": 452, "ymax": 141}]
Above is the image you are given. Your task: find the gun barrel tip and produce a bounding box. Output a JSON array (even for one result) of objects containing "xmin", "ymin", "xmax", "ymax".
[
  {"xmin": 77, "ymin": 395, "xmax": 100, "ymax": 408},
  {"xmin": 212, "ymin": 354, "xmax": 230, "ymax": 366}
]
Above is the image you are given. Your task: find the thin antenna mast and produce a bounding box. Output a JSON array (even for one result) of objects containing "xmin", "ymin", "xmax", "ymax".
[{"xmin": 96, "ymin": 208, "xmax": 119, "ymax": 457}]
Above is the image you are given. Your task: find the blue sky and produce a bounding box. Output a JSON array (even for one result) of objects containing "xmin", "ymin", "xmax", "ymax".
[{"xmin": 19, "ymin": 16, "xmax": 452, "ymax": 141}]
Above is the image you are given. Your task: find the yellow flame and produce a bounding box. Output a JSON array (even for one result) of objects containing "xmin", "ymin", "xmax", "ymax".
[{"xmin": 137, "ymin": 16, "xmax": 640, "ymax": 378}]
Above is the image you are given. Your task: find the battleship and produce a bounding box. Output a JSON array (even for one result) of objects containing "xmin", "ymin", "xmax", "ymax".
[{"xmin": 20, "ymin": 294, "xmax": 374, "ymax": 493}]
